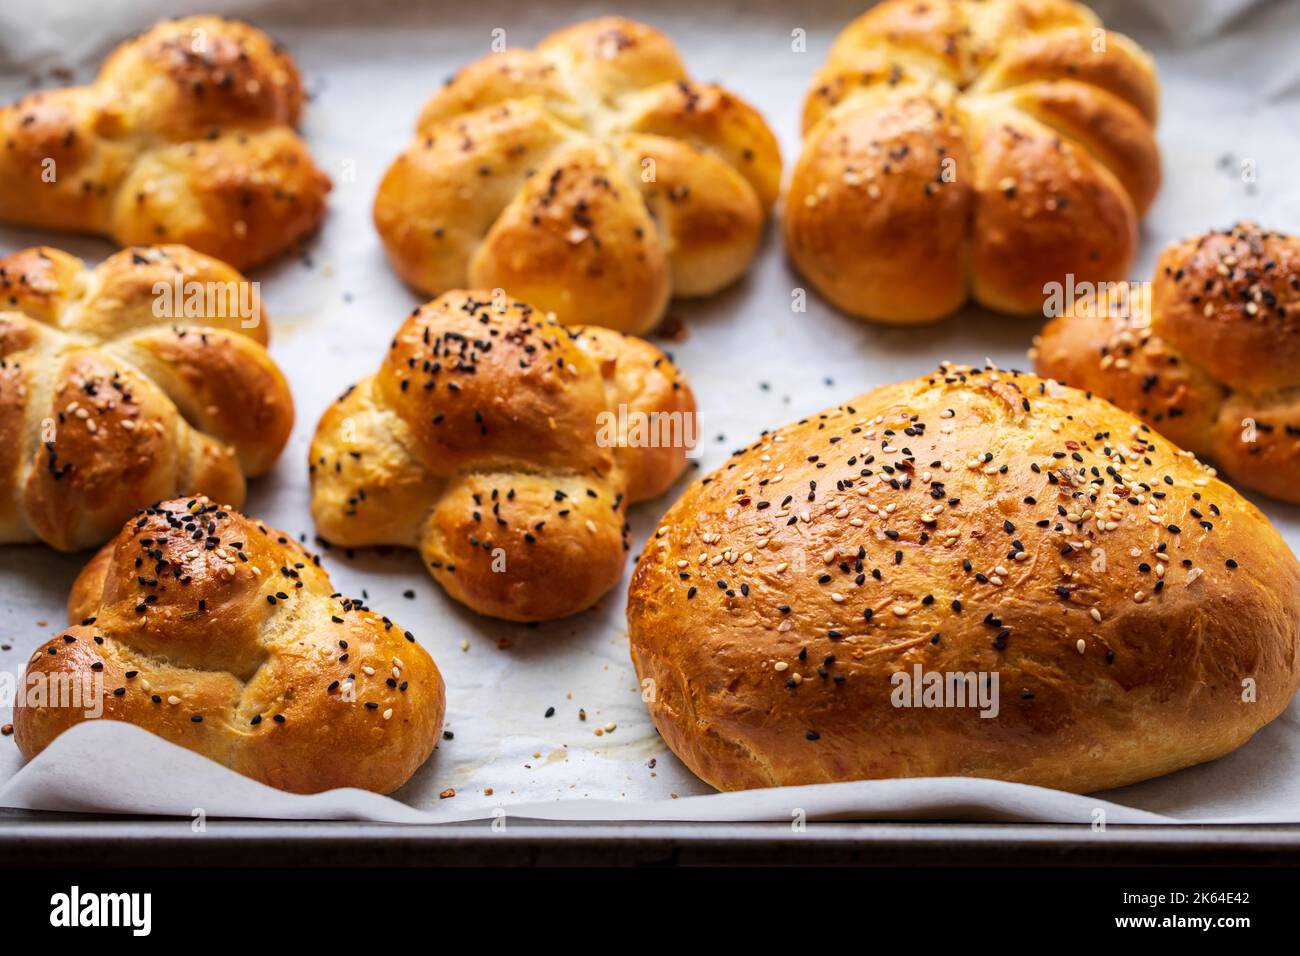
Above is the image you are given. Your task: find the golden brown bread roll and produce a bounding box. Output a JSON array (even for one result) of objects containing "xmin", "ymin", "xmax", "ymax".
[
  {"xmin": 784, "ymin": 0, "xmax": 1160, "ymax": 324},
  {"xmin": 0, "ymin": 17, "xmax": 330, "ymax": 270},
  {"xmin": 14, "ymin": 497, "xmax": 445, "ymax": 794},
  {"xmin": 1033, "ymin": 223, "xmax": 1300, "ymax": 504},
  {"xmin": 627, "ymin": 365, "xmax": 1300, "ymax": 793},
  {"xmin": 0, "ymin": 244, "xmax": 293, "ymax": 550},
  {"xmin": 310, "ymin": 289, "xmax": 696, "ymax": 622},
  {"xmin": 373, "ymin": 17, "xmax": 781, "ymax": 334}
]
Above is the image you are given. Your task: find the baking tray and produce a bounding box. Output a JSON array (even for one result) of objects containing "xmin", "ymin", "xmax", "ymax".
[
  {"xmin": 1, "ymin": 0, "xmax": 1299, "ymax": 860},
  {"xmin": 4, "ymin": 810, "xmax": 1300, "ymax": 865}
]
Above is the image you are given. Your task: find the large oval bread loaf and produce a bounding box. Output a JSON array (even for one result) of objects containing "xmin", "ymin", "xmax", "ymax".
[{"xmin": 627, "ymin": 365, "xmax": 1300, "ymax": 793}]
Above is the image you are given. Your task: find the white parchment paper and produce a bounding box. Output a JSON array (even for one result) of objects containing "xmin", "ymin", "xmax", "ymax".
[{"xmin": 0, "ymin": 0, "xmax": 1297, "ymax": 824}]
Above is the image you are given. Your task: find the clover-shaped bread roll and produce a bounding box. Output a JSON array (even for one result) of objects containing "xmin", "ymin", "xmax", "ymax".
[
  {"xmin": 0, "ymin": 17, "xmax": 330, "ymax": 270},
  {"xmin": 0, "ymin": 244, "xmax": 293, "ymax": 550},
  {"xmin": 1033, "ymin": 223, "xmax": 1300, "ymax": 504},
  {"xmin": 628, "ymin": 366, "xmax": 1300, "ymax": 793},
  {"xmin": 373, "ymin": 17, "xmax": 781, "ymax": 335},
  {"xmin": 784, "ymin": 0, "xmax": 1160, "ymax": 323},
  {"xmin": 14, "ymin": 498, "xmax": 445, "ymax": 794},
  {"xmin": 310, "ymin": 290, "xmax": 696, "ymax": 621}
]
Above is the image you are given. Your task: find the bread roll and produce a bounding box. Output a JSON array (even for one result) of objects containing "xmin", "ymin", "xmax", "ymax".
[
  {"xmin": 783, "ymin": 0, "xmax": 1160, "ymax": 323},
  {"xmin": 627, "ymin": 365, "xmax": 1300, "ymax": 792},
  {"xmin": 373, "ymin": 17, "xmax": 781, "ymax": 334},
  {"xmin": 0, "ymin": 17, "xmax": 330, "ymax": 270},
  {"xmin": 1034, "ymin": 223, "xmax": 1300, "ymax": 504},
  {"xmin": 0, "ymin": 244, "xmax": 293, "ymax": 550},
  {"xmin": 14, "ymin": 498, "xmax": 446, "ymax": 794},
  {"xmin": 310, "ymin": 289, "xmax": 696, "ymax": 621}
]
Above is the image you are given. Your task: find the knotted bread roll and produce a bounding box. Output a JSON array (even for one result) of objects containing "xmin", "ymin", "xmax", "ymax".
[
  {"xmin": 784, "ymin": 0, "xmax": 1160, "ymax": 323},
  {"xmin": 1034, "ymin": 223, "xmax": 1300, "ymax": 504},
  {"xmin": 627, "ymin": 365, "xmax": 1300, "ymax": 793},
  {"xmin": 14, "ymin": 497, "xmax": 445, "ymax": 794},
  {"xmin": 310, "ymin": 290, "xmax": 696, "ymax": 622},
  {"xmin": 0, "ymin": 244, "xmax": 293, "ymax": 550},
  {"xmin": 0, "ymin": 17, "xmax": 330, "ymax": 270},
  {"xmin": 373, "ymin": 17, "xmax": 781, "ymax": 334}
]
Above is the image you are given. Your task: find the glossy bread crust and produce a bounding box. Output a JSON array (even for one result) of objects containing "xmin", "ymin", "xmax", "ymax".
[
  {"xmin": 784, "ymin": 0, "xmax": 1160, "ymax": 323},
  {"xmin": 373, "ymin": 17, "xmax": 781, "ymax": 334},
  {"xmin": 1033, "ymin": 223, "xmax": 1300, "ymax": 504},
  {"xmin": 0, "ymin": 17, "xmax": 330, "ymax": 269},
  {"xmin": 310, "ymin": 290, "xmax": 696, "ymax": 621},
  {"xmin": 627, "ymin": 366, "xmax": 1300, "ymax": 792},
  {"xmin": 14, "ymin": 498, "xmax": 446, "ymax": 794},
  {"xmin": 0, "ymin": 245, "xmax": 293, "ymax": 550}
]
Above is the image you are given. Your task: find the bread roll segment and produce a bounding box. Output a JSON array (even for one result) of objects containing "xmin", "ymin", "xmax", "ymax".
[
  {"xmin": 373, "ymin": 17, "xmax": 782, "ymax": 334},
  {"xmin": 627, "ymin": 366, "xmax": 1300, "ymax": 793},
  {"xmin": 1033, "ymin": 223, "xmax": 1300, "ymax": 504},
  {"xmin": 14, "ymin": 497, "xmax": 446, "ymax": 794},
  {"xmin": 309, "ymin": 290, "xmax": 696, "ymax": 622},
  {"xmin": 0, "ymin": 16, "xmax": 330, "ymax": 269},
  {"xmin": 0, "ymin": 245, "xmax": 294, "ymax": 551},
  {"xmin": 0, "ymin": 17, "xmax": 330, "ymax": 269},
  {"xmin": 784, "ymin": 0, "xmax": 1160, "ymax": 324}
]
